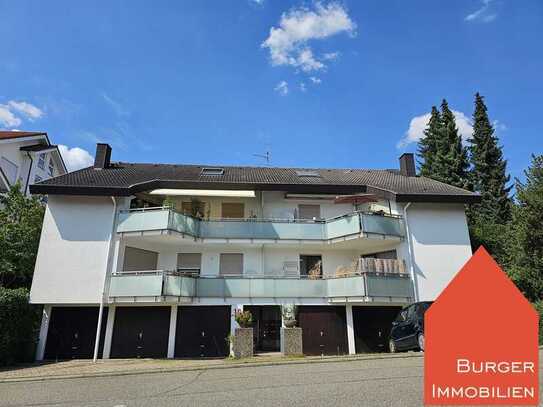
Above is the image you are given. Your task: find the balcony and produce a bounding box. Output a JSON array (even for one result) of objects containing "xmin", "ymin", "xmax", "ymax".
[
  {"xmin": 108, "ymin": 259, "xmax": 414, "ymax": 303},
  {"xmin": 116, "ymin": 207, "xmax": 404, "ymax": 242}
]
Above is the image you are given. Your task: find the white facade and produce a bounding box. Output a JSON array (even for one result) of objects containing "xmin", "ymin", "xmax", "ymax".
[
  {"xmin": 30, "ymin": 193, "xmax": 473, "ymax": 306},
  {"xmin": 30, "ymin": 196, "xmax": 117, "ymax": 304},
  {"xmin": 0, "ymin": 133, "xmax": 66, "ymax": 195}
]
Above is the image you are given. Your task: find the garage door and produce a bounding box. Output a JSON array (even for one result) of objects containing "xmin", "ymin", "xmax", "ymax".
[
  {"xmin": 298, "ymin": 306, "xmax": 348, "ymax": 356},
  {"xmin": 352, "ymin": 306, "xmax": 402, "ymax": 353},
  {"xmin": 110, "ymin": 307, "xmax": 170, "ymax": 358},
  {"xmin": 44, "ymin": 307, "xmax": 108, "ymax": 360},
  {"xmin": 175, "ymin": 306, "xmax": 230, "ymax": 358}
]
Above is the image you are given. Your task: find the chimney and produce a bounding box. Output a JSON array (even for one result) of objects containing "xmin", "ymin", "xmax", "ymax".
[
  {"xmin": 399, "ymin": 153, "xmax": 416, "ymax": 177},
  {"xmin": 94, "ymin": 143, "xmax": 112, "ymax": 169}
]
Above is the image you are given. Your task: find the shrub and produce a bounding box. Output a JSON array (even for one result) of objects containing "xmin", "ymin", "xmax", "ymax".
[
  {"xmin": 235, "ymin": 310, "xmax": 253, "ymax": 328},
  {"xmin": 533, "ymin": 300, "xmax": 543, "ymax": 346},
  {"xmin": 0, "ymin": 287, "xmax": 40, "ymax": 366}
]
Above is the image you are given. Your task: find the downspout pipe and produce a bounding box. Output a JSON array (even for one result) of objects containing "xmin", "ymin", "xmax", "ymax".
[
  {"xmin": 24, "ymin": 152, "xmax": 33, "ymax": 195},
  {"xmin": 93, "ymin": 196, "xmax": 118, "ymax": 362},
  {"xmin": 403, "ymin": 202, "xmax": 419, "ymax": 302}
]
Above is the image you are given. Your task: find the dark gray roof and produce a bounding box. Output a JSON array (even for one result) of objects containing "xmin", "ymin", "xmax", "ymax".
[{"xmin": 30, "ymin": 162, "xmax": 480, "ymax": 203}]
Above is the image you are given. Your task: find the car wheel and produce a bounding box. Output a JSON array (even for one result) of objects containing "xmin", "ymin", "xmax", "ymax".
[
  {"xmin": 389, "ymin": 339, "xmax": 397, "ymax": 353},
  {"xmin": 418, "ymin": 333, "xmax": 425, "ymax": 352}
]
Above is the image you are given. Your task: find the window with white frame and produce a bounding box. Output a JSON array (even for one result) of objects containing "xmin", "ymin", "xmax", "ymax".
[
  {"xmin": 48, "ymin": 157, "xmax": 54, "ymax": 176},
  {"xmin": 37, "ymin": 153, "xmax": 46, "ymax": 170},
  {"xmin": 1, "ymin": 157, "xmax": 18, "ymax": 185},
  {"xmin": 220, "ymin": 253, "xmax": 243, "ymax": 276}
]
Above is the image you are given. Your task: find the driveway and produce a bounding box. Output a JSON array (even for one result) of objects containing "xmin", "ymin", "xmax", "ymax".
[{"xmin": 0, "ymin": 351, "xmax": 541, "ymax": 407}]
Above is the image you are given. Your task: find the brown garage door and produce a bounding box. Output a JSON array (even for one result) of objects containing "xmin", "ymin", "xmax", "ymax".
[
  {"xmin": 298, "ymin": 306, "xmax": 348, "ymax": 356},
  {"xmin": 110, "ymin": 307, "xmax": 170, "ymax": 358},
  {"xmin": 175, "ymin": 306, "xmax": 230, "ymax": 358}
]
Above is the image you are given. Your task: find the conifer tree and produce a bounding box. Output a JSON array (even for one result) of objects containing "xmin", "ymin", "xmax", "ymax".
[
  {"xmin": 417, "ymin": 106, "xmax": 441, "ymax": 177},
  {"xmin": 468, "ymin": 93, "xmax": 512, "ymax": 222},
  {"xmin": 508, "ymin": 155, "xmax": 543, "ymax": 302},
  {"xmin": 431, "ymin": 100, "xmax": 470, "ymax": 189}
]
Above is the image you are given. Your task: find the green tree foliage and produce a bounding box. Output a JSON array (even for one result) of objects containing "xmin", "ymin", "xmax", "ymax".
[
  {"xmin": 0, "ymin": 183, "xmax": 45, "ymax": 289},
  {"xmin": 418, "ymin": 106, "xmax": 441, "ymax": 177},
  {"xmin": 432, "ymin": 100, "xmax": 470, "ymax": 189},
  {"xmin": 533, "ymin": 300, "xmax": 543, "ymax": 345},
  {"xmin": 417, "ymin": 100, "xmax": 470, "ymax": 189},
  {"xmin": 508, "ymin": 155, "xmax": 543, "ymax": 302},
  {"xmin": 0, "ymin": 287, "xmax": 40, "ymax": 365},
  {"xmin": 469, "ymin": 93, "xmax": 512, "ymax": 222}
]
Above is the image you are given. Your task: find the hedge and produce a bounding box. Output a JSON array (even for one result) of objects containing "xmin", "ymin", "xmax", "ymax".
[
  {"xmin": 534, "ymin": 300, "xmax": 543, "ymax": 346},
  {"xmin": 0, "ymin": 287, "xmax": 41, "ymax": 366}
]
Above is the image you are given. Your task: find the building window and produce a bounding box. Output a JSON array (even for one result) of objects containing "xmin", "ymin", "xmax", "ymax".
[
  {"xmin": 34, "ymin": 175, "xmax": 42, "ymax": 183},
  {"xmin": 37, "ymin": 153, "xmax": 46, "ymax": 170},
  {"xmin": 48, "ymin": 158, "xmax": 54, "ymax": 176},
  {"xmin": 0, "ymin": 156, "xmax": 18, "ymax": 185},
  {"xmin": 221, "ymin": 202, "xmax": 244, "ymax": 219},
  {"xmin": 297, "ymin": 204, "xmax": 321, "ymax": 220},
  {"xmin": 177, "ymin": 253, "xmax": 201, "ymax": 275},
  {"xmin": 300, "ymin": 255, "xmax": 322, "ymax": 278},
  {"xmin": 220, "ymin": 253, "xmax": 243, "ymax": 276},
  {"xmin": 122, "ymin": 246, "xmax": 158, "ymax": 272}
]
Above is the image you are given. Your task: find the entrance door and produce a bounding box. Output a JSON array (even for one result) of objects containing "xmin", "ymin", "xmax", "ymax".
[
  {"xmin": 298, "ymin": 306, "xmax": 348, "ymax": 356},
  {"xmin": 44, "ymin": 307, "xmax": 108, "ymax": 360},
  {"xmin": 245, "ymin": 306, "xmax": 281, "ymax": 352},
  {"xmin": 175, "ymin": 306, "xmax": 230, "ymax": 358},
  {"xmin": 110, "ymin": 307, "xmax": 170, "ymax": 358}
]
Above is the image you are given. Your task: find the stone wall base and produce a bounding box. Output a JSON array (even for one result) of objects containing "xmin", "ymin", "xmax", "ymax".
[
  {"xmin": 281, "ymin": 327, "xmax": 303, "ymax": 356},
  {"xmin": 233, "ymin": 328, "xmax": 253, "ymax": 358}
]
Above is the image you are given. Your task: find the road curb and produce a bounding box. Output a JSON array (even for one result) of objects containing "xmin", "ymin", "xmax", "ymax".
[{"xmin": 0, "ymin": 353, "xmax": 423, "ymax": 384}]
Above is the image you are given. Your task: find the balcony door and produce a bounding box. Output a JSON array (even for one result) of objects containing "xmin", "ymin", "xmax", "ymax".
[{"xmin": 300, "ymin": 255, "xmax": 322, "ymax": 278}]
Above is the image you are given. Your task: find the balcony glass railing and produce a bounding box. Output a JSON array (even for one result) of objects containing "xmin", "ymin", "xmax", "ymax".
[
  {"xmin": 108, "ymin": 261, "xmax": 413, "ymax": 301},
  {"xmin": 117, "ymin": 208, "xmax": 404, "ymax": 240}
]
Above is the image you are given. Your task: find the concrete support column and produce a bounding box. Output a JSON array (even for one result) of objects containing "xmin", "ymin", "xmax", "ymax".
[
  {"xmin": 230, "ymin": 304, "xmax": 243, "ymax": 356},
  {"xmin": 345, "ymin": 304, "xmax": 356, "ymax": 355},
  {"xmin": 102, "ymin": 305, "xmax": 116, "ymax": 359},
  {"xmin": 167, "ymin": 305, "xmax": 178, "ymax": 358},
  {"xmin": 35, "ymin": 305, "xmax": 52, "ymax": 361}
]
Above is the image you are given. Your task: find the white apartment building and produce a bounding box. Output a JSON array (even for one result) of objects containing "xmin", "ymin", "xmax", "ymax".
[
  {"xmin": 29, "ymin": 143, "xmax": 479, "ymax": 360},
  {"xmin": 0, "ymin": 131, "xmax": 67, "ymax": 196}
]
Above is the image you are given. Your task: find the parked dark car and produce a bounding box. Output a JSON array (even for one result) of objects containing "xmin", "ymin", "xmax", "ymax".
[{"xmin": 389, "ymin": 301, "xmax": 433, "ymax": 352}]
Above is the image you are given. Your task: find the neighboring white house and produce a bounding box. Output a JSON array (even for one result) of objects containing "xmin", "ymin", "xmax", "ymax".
[
  {"xmin": 29, "ymin": 143, "xmax": 479, "ymax": 360},
  {"xmin": 0, "ymin": 131, "xmax": 67, "ymax": 196}
]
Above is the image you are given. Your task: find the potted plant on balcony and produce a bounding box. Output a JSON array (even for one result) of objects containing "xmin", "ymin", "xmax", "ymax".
[{"xmin": 233, "ymin": 309, "xmax": 253, "ymax": 358}]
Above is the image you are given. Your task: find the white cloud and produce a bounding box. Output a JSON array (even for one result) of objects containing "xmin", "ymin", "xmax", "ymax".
[
  {"xmin": 249, "ymin": 0, "xmax": 264, "ymax": 5},
  {"xmin": 58, "ymin": 145, "xmax": 94, "ymax": 172},
  {"xmin": 322, "ymin": 51, "xmax": 340, "ymax": 60},
  {"xmin": 261, "ymin": 2, "xmax": 356, "ymax": 73},
  {"xmin": 0, "ymin": 100, "xmax": 44, "ymax": 128},
  {"xmin": 0, "ymin": 105, "xmax": 22, "ymax": 127},
  {"xmin": 397, "ymin": 110, "xmax": 474, "ymax": 148},
  {"xmin": 309, "ymin": 76, "xmax": 322, "ymax": 84},
  {"xmin": 465, "ymin": 0, "xmax": 497, "ymax": 23},
  {"xmin": 274, "ymin": 81, "xmax": 289, "ymax": 96},
  {"xmin": 7, "ymin": 101, "xmax": 43, "ymax": 120},
  {"xmin": 300, "ymin": 82, "xmax": 307, "ymax": 92}
]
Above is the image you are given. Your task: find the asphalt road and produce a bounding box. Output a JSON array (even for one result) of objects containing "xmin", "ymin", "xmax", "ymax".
[{"xmin": 1, "ymin": 354, "xmax": 541, "ymax": 407}]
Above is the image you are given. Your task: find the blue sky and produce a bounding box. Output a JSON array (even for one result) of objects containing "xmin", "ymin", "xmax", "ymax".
[{"xmin": 0, "ymin": 1, "xmax": 541, "ymax": 180}]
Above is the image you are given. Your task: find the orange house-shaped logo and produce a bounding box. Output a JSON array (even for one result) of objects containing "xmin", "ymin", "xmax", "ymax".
[{"xmin": 424, "ymin": 247, "xmax": 539, "ymax": 405}]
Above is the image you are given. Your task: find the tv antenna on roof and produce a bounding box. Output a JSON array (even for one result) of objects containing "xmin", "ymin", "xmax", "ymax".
[{"xmin": 253, "ymin": 151, "xmax": 271, "ymax": 165}]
